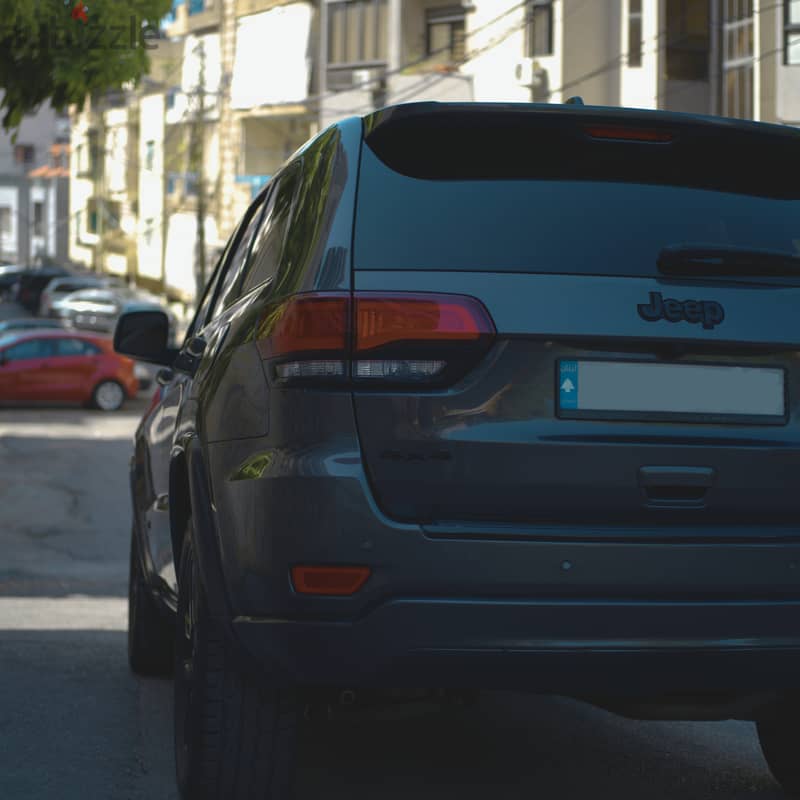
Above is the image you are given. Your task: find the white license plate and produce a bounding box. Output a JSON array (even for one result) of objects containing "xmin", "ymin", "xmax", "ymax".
[{"xmin": 557, "ymin": 360, "xmax": 785, "ymax": 422}]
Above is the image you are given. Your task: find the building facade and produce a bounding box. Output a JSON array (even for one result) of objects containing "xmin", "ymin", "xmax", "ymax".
[
  {"xmin": 0, "ymin": 99, "xmax": 70, "ymax": 267},
  {"xmin": 67, "ymin": 0, "xmax": 800, "ymax": 305}
]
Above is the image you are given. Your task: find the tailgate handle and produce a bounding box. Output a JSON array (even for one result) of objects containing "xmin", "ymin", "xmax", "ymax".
[
  {"xmin": 638, "ymin": 466, "xmax": 716, "ymax": 488},
  {"xmin": 638, "ymin": 466, "xmax": 716, "ymax": 507}
]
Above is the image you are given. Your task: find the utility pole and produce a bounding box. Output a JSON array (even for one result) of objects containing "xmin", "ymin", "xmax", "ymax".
[
  {"xmin": 95, "ymin": 95, "xmax": 105, "ymax": 275},
  {"xmin": 190, "ymin": 40, "xmax": 207, "ymax": 302}
]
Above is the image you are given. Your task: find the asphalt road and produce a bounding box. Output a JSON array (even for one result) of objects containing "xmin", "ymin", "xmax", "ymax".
[{"xmin": 0, "ymin": 303, "xmax": 788, "ymax": 800}]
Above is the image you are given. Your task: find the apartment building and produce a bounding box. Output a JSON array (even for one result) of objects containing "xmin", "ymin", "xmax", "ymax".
[
  {"xmin": 67, "ymin": 0, "xmax": 800, "ymax": 305},
  {"xmin": 69, "ymin": 40, "xmax": 184, "ymax": 293},
  {"xmin": 320, "ymin": 1, "xmax": 800, "ymax": 123},
  {"xmin": 0, "ymin": 100, "xmax": 70, "ymax": 267},
  {"xmin": 317, "ymin": 0, "xmax": 475, "ymax": 127}
]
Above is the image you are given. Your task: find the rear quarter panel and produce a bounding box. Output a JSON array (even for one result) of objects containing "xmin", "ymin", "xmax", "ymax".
[{"xmin": 186, "ymin": 119, "xmax": 365, "ymax": 614}]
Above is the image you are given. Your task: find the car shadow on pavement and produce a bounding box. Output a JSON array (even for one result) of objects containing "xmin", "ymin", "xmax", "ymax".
[
  {"xmin": 297, "ymin": 693, "xmax": 785, "ymax": 800},
  {"xmin": 0, "ymin": 630, "xmax": 787, "ymax": 800}
]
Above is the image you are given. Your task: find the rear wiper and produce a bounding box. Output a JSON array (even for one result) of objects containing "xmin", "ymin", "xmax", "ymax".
[{"xmin": 657, "ymin": 245, "xmax": 800, "ymax": 277}]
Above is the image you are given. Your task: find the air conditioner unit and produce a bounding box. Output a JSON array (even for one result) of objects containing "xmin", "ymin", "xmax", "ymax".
[{"xmin": 515, "ymin": 57, "xmax": 544, "ymax": 88}]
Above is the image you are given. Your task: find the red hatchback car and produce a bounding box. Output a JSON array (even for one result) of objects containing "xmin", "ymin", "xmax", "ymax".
[{"xmin": 0, "ymin": 330, "xmax": 138, "ymax": 410}]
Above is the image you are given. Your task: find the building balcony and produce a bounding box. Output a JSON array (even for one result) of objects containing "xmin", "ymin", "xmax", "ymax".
[
  {"xmin": 320, "ymin": 68, "xmax": 473, "ymax": 127},
  {"xmin": 236, "ymin": 0, "xmax": 289, "ymax": 17}
]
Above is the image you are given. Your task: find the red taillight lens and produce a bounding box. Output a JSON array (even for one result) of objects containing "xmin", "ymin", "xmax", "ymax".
[
  {"xmin": 585, "ymin": 125, "xmax": 673, "ymax": 143},
  {"xmin": 291, "ymin": 565, "xmax": 371, "ymax": 596},
  {"xmin": 258, "ymin": 291, "xmax": 495, "ymax": 387},
  {"xmin": 355, "ymin": 294, "xmax": 494, "ymax": 352},
  {"xmin": 257, "ymin": 293, "xmax": 348, "ymax": 359}
]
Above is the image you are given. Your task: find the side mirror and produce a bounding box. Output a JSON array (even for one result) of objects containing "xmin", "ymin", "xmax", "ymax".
[{"xmin": 114, "ymin": 310, "xmax": 178, "ymax": 366}]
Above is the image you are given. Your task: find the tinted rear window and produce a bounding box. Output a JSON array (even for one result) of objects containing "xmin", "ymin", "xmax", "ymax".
[
  {"xmin": 55, "ymin": 282, "xmax": 94, "ymax": 294},
  {"xmin": 355, "ymin": 116, "xmax": 800, "ymax": 277}
]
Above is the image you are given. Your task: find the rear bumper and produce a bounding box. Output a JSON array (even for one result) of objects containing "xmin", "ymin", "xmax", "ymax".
[
  {"xmin": 204, "ymin": 427, "xmax": 800, "ymax": 696},
  {"xmin": 233, "ymin": 598, "xmax": 800, "ymax": 694}
]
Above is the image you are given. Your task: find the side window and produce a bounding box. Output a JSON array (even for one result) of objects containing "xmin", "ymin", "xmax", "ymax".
[
  {"xmin": 184, "ymin": 234, "xmax": 237, "ymax": 340},
  {"xmin": 5, "ymin": 338, "xmax": 54, "ymax": 362},
  {"xmin": 212, "ymin": 190, "xmax": 269, "ymax": 315},
  {"xmin": 55, "ymin": 338, "xmax": 100, "ymax": 356},
  {"xmin": 241, "ymin": 162, "xmax": 301, "ymax": 295}
]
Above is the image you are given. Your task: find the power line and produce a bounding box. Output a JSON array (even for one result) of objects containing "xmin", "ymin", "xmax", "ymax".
[
  {"xmin": 321, "ymin": 9, "xmax": 540, "ymax": 116},
  {"xmin": 255, "ymin": 0, "xmax": 532, "ymax": 117}
]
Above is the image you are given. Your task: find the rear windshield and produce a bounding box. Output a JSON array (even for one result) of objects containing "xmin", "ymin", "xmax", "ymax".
[
  {"xmin": 54, "ymin": 282, "xmax": 94, "ymax": 293},
  {"xmin": 354, "ymin": 132, "xmax": 800, "ymax": 277}
]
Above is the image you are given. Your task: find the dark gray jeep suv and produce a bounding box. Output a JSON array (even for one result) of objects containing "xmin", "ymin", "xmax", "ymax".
[{"xmin": 116, "ymin": 101, "xmax": 800, "ymax": 799}]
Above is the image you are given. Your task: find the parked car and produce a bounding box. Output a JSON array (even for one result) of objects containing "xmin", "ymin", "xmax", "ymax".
[
  {"xmin": 14, "ymin": 266, "xmax": 73, "ymax": 312},
  {"xmin": 39, "ymin": 274, "xmax": 119, "ymax": 317},
  {"xmin": 57, "ymin": 287, "xmax": 177, "ymax": 337},
  {"xmin": 0, "ymin": 265, "xmax": 27, "ymax": 299},
  {"xmin": 116, "ymin": 102, "xmax": 800, "ymax": 799},
  {"xmin": 0, "ymin": 318, "xmax": 66, "ymax": 334},
  {"xmin": 0, "ymin": 329, "xmax": 138, "ymax": 410}
]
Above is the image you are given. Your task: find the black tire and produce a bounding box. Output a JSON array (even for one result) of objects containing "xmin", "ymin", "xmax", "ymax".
[
  {"xmin": 174, "ymin": 521, "xmax": 298, "ymax": 800},
  {"xmin": 128, "ymin": 530, "xmax": 174, "ymax": 676},
  {"xmin": 757, "ymin": 710, "xmax": 800, "ymax": 797},
  {"xmin": 92, "ymin": 379, "xmax": 126, "ymax": 411}
]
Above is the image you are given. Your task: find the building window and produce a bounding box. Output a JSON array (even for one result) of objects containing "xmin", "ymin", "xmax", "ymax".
[
  {"xmin": 722, "ymin": 0, "xmax": 754, "ymax": 118},
  {"xmin": 166, "ymin": 88, "xmax": 177, "ymax": 110},
  {"xmin": 145, "ymin": 140, "xmax": 156, "ymax": 171},
  {"xmin": 525, "ymin": 1, "xmax": 553, "ymax": 58},
  {"xmin": 628, "ymin": 0, "xmax": 642, "ymax": 67},
  {"xmin": 665, "ymin": 0, "xmax": 710, "ymax": 80},
  {"xmin": 14, "ymin": 144, "xmax": 34, "ymax": 165},
  {"xmin": 426, "ymin": 6, "xmax": 466, "ymax": 63},
  {"xmin": 0, "ymin": 207, "xmax": 10, "ymax": 236},
  {"xmin": 32, "ymin": 202, "xmax": 44, "ymax": 238},
  {"xmin": 85, "ymin": 197, "xmax": 119, "ymax": 234},
  {"xmin": 103, "ymin": 201, "xmax": 121, "ymax": 230},
  {"xmin": 88, "ymin": 129, "xmax": 101, "ymax": 178},
  {"xmin": 328, "ymin": 0, "xmax": 388, "ymax": 67},
  {"xmin": 785, "ymin": 0, "xmax": 800, "ymax": 64},
  {"xmin": 144, "ymin": 218, "xmax": 155, "ymax": 247},
  {"xmin": 87, "ymin": 200, "xmax": 98, "ymax": 235},
  {"xmin": 185, "ymin": 173, "xmax": 199, "ymax": 196},
  {"xmin": 188, "ymin": 0, "xmax": 205, "ymax": 15}
]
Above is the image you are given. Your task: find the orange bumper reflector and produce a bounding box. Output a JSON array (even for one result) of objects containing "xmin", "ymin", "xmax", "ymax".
[{"xmin": 291, "ymin": 565, "xmax": 371, "ymax": 596}]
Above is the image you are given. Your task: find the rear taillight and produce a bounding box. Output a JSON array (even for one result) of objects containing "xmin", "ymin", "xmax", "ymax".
[
  {"xmin": 257, "ymin": 293, "xmax": 349, "ymax": 381},
  {"xmin": 256, "ymin": 291, "xmax": 495, "ymax": 388}
]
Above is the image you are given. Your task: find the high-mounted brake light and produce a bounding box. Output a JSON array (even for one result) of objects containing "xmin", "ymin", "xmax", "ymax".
[
  {"xmin": 585, "ymin": 125, "xmax": 674, "ymax": 143},
  {"xmin": 291, "ymin": 565, "xmax": 371, "ymax": 596},
  {"xmin": 258, "ymin": 291, "xmax": 495, "ymax": 387}
]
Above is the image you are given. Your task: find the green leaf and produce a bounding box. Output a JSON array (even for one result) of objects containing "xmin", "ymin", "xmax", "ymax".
[{"xmin": 0, "ymin": 0, "xmax": 172, "ymax": 129}]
